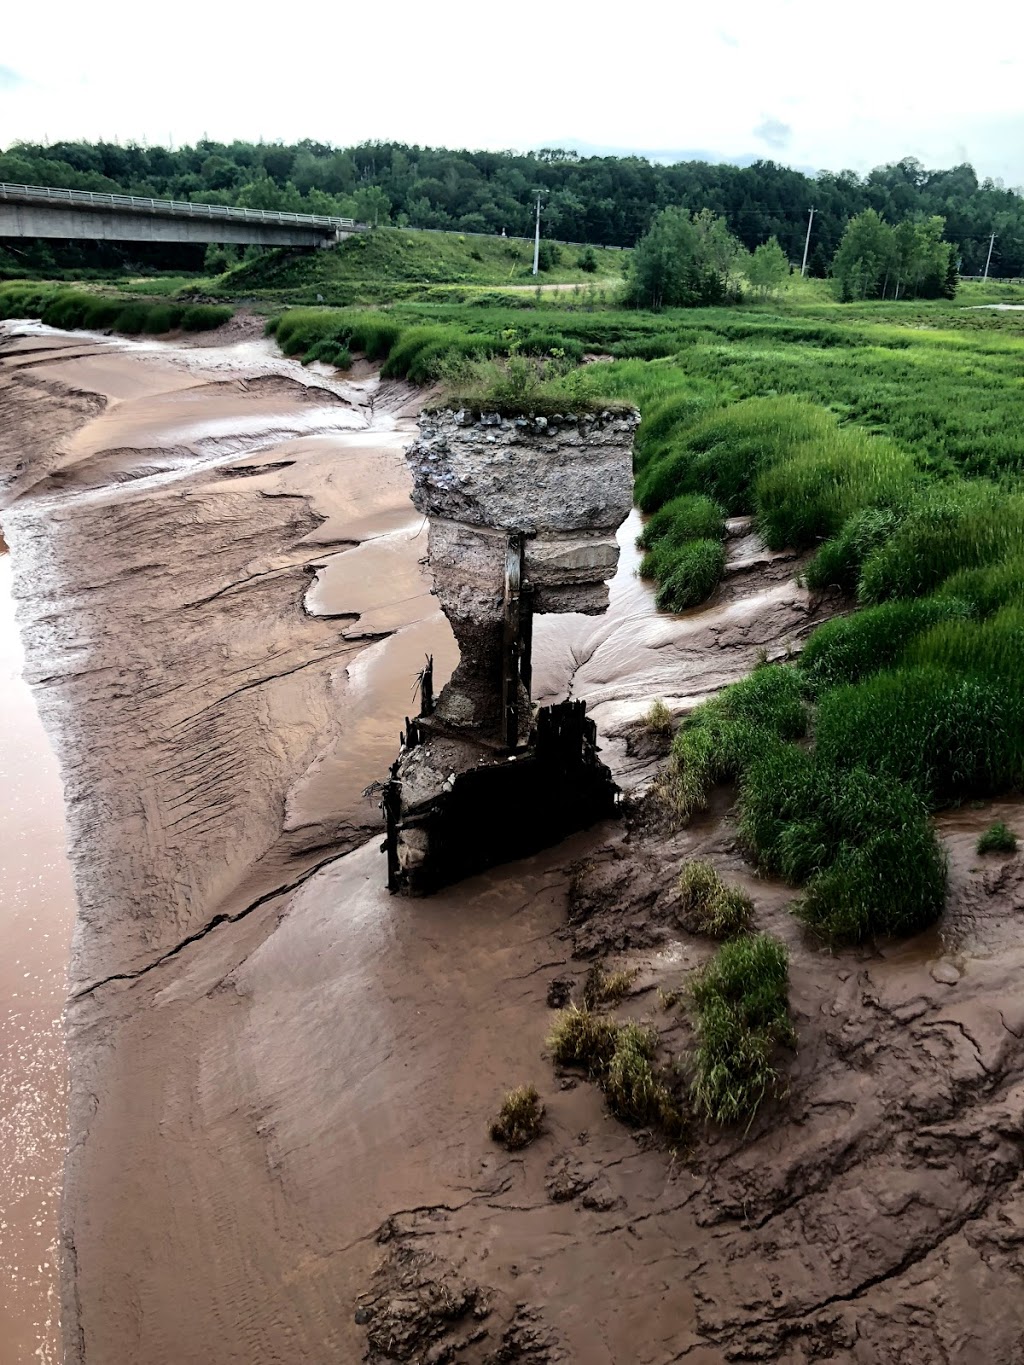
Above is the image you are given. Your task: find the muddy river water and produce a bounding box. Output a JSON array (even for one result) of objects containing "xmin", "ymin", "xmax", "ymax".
[{"xmin": 2, "ymin": 320, "xmax": 1023, "ymax": 1365}]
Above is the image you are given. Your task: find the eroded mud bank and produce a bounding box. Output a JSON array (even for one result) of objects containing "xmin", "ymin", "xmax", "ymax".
[{"xmin": 2, "ymin": 321, "xmax": 1023, "ymax": 1365}]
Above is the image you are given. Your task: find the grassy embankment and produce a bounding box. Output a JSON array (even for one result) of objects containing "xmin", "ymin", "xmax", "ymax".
[
  {"xmin": 0, "ymin": 279, "xmax": 232, "ymax": 333},
  {"xmin": 205, "ymin": 226, "xmax": 626, "ymax": 305}
]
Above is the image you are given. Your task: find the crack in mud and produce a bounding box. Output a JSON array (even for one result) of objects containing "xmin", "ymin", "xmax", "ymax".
[{"xmin": 70, "ymin": 844, "xmax": 353, "ymax": 1001}]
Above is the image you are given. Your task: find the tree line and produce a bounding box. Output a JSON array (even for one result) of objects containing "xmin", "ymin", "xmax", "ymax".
[
  {"xmin": 623, "ymin": 206, "xmax": 958, "ymax": 308},
  {"xmin": 1, "ymin": 138, "xmax": 1022, "ymax": 276}
]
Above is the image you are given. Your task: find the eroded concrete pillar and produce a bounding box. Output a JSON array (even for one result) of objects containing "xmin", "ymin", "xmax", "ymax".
[{"xmin": 385, "ymin": 402, "xmax": 639, "ymax": 894}]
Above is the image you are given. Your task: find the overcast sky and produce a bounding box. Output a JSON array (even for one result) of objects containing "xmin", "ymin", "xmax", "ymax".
[{"xmin": 3, "ymin": 0, "xmax": 1023, "ymax": 186}]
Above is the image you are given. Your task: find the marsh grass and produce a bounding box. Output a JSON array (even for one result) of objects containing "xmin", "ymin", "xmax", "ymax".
[
  {"xmin": 644, "ymin": 698, "xmax": 673, "ymax": 735},
  {"xmin": 814, "ymin": 665, "xmax": 1018, "ymax": 802},
  {"xmin": 654, "ymin": 539, "xmax": 726, "ymax": 611},
  {"xmin": 937, "ymin": 556, "xmax": 1024, "ymax": 617},
  {"xmin": 0, "ymin": 284, "xmax": 231, "ymax": 335},
  {"xmin": 739, "ymin": 749, "xmax": 947, "ymax": 940},
  {"xmin": 804, "ymin": 508, "xmax": 903, "ymax": 594},
  {"xmin": 799, "ymin": 598, "xmax": 972, "ymax": 694},
  {"xmin": 858, "ymin": 483, "xmax": 1024, "ymax": 603},
  {"xmin": 753, "ymin": 428, "xmax": 917, "ymax": 551},
  {"xmin": 637, "ymin": 494, "xmax": 725, "ymax": 551},
  {"xmin": 581, "ymin": 963, "xmax": 637, "ymax": 1008},
  {"xmin": 670, "ymin": 666, "xmax": 807, "ymax": 816},
  {"xmin": 547, "ymin": 1006, "xmax": 620, "ymax": 1075},
  {"xmin": 977, "ymin": 822, "xmax": 1018, "ymax": 854},
  {"xmin": 490, "ymin": 1086, "xmax": 544, "ymax": 1150},
  {"xmin": 547, "ymin": 1008, "xmax": 685, "ymax": 1140},
  {"xmin": 676, "ymin": 861, "xmax": 753, "ymax": 938},
  {"xmin": 689, "ymin": 934, "xmax": 794, "ymax": 1126}
]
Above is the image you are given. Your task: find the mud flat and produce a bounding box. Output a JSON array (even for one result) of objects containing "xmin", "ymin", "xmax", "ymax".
[
  {"xmin": 2, "ymin": 321, "xmax": 1023, "ymax": 1364},
  {"xmin": 0, "ymin": 546, "xmax": 76, "ymax": 1365}
]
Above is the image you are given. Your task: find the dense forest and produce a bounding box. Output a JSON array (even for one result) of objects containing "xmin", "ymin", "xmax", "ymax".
[{"xmin": 1, "ymin": 138, "xmax": 1023, "ymax": 276}]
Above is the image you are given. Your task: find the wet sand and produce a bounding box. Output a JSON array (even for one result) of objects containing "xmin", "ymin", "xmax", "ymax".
[
  {"xmin": 3, "ymin": 321, "xmax": 1024, "ymax": 1364},
  {"xmin": 0, "ymin": 549, "xmax": 76, "ymax": 1365}
]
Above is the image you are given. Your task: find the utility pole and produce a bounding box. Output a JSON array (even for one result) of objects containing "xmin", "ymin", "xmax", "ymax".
[
  {"xmin": 983, "ymin": 232, "xmax": 996, "ymax": 279},
  {"xmin": 532, "ymin": 195, "xmax": 541, "ymax": 276},
  {"xmin": 800, "ymin": 206, "xmax": 815, "ymax": 277}
]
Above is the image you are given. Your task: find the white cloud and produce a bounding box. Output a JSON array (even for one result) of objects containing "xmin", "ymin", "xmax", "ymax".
[{"xmin": 1, "ymin": 0, "xmax": 1023, "ymax": 186}]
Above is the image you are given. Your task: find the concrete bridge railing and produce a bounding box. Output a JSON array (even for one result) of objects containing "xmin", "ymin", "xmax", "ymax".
[{"xmin": 0, "ymin": 182, "xmax": 369, "ymax": 248}]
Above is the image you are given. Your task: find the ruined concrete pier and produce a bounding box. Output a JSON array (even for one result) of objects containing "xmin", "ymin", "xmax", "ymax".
[{"xmin": 384, "ymin": 402, "xmax": 639, "ymax": 894}]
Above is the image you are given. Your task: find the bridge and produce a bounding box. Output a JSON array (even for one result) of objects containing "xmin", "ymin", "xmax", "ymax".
[{"xmin": 0, "ymin": 183, "xmax": 369, "ymax": 249}]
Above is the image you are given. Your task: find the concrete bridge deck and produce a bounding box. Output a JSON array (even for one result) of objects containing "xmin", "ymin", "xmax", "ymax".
[{"xmin": 0, "ymin": 182, "xmax": 369, "ymax": 248}]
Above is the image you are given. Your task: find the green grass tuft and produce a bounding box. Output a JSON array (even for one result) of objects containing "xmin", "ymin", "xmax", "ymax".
[
  {"xmin": 739, "ymin": 748, "xmax": 947, "ymax": 941},
  {"xmin": 670, "ymin": 665, "xmax": 807, "ymax": 816},
  {"xmin": 489, "ymin": 1085, "xmax": 544, "ymax": 1150},
  {"xmin": 644, "ymin": 698, "xmax": 673, "ymax": 735},
  {"xmin": 654, "ymin": 539, "xmax": 726, "ymax": 611},
  {"xmin": 689, "ymin": 933, "xmax": 794, "ymax": 1126},
  {"xmin": 676, "ymin": 861, "xmax": 753, "ymax": 938},
  {"xmin": 977, "ymin": 822, "xmax": 1018, "ymax": 854},
  {"xmin": 547, "ymin": 1006, "xmax": 620, "ymax": 1075}
]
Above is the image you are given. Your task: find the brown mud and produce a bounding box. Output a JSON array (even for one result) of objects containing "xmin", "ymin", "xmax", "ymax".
[
  {"xmin": 1, "ymin": 320, "xmax": 1023, "ymax": 1365},
  {"xmin": 0, "ymin": 548, "xmax": 75, "ymax": 1365}
]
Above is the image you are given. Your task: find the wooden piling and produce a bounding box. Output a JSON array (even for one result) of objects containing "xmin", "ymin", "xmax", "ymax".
[{"xmin": 501, "ymin": 532, "xmax": 524, "ymax": 751}]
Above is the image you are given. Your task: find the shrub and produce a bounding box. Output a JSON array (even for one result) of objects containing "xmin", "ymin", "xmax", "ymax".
[
  {"xmin": 738, "ymin": 749, "xmax": 947, "ymax": 941},
  {"xmin": 814, "ymin": 664, "xmax": 1018, "ymax": 802},
  {"xmin": 671, "ymin": 665, "xmax": 807, "ymax": 815},
  {"xmin": 799, "ymin": 597, "xmax": 971, "ymax": 694},
  {"xmin": 637, "ymin": 494, "xmax": 725, "ymax": 551},
  {"xmin": 490, "ymin": 1086, "xmax": 544, "ymax": 1150},
  {"xmin": 977, "ymin": 822, "xmax": 1017, "ymax": 854},
  {"xmin": 676, "ymin": 861, "xmax": 753, "ymax": 938},
  {"xmin": 689, "ymin": 934, "xmax": 794, "ymax": 1126},
  {"xmin": 655, "ymin": 539, "xmax": 726, "ymax": 611}
]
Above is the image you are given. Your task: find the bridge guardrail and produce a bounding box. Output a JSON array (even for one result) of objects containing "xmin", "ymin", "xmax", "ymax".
[{"xmin": 0, "ymin": 182, "xmax": 364, "ymax": 233}]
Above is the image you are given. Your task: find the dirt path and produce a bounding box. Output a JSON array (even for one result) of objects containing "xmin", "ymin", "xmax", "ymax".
[{"xmin": 2, "ymin": 322, "xmax": 1023, "ymax": 1364}]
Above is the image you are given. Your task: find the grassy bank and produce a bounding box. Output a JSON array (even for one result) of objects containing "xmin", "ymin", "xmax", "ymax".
[
  {"xmin": 208, "ymin": 227, "xmax": 626, "ymax": 304},
  {"xmin": 0, "ymin": 281, "xmax": 233, "ymax": 335}
]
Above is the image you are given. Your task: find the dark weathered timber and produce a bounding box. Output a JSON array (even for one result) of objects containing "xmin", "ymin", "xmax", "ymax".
[
  {"xmin": 501, "ymin": 533, "xmax": 524, "ymax": 751},
  {"xmin": 382, "ymin": 760, "xmax": 402, "ymax": 892},
  {"xmin": 419, "ymin": 655, "xmax": 435, "ymax": 717},
  {"xmin": 385, "ymin": 698, "xmax": 619, "ymax": 896},
  {"xmin": 519, "ymin": 584, "xmax": 534, "ymax": 700}
]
